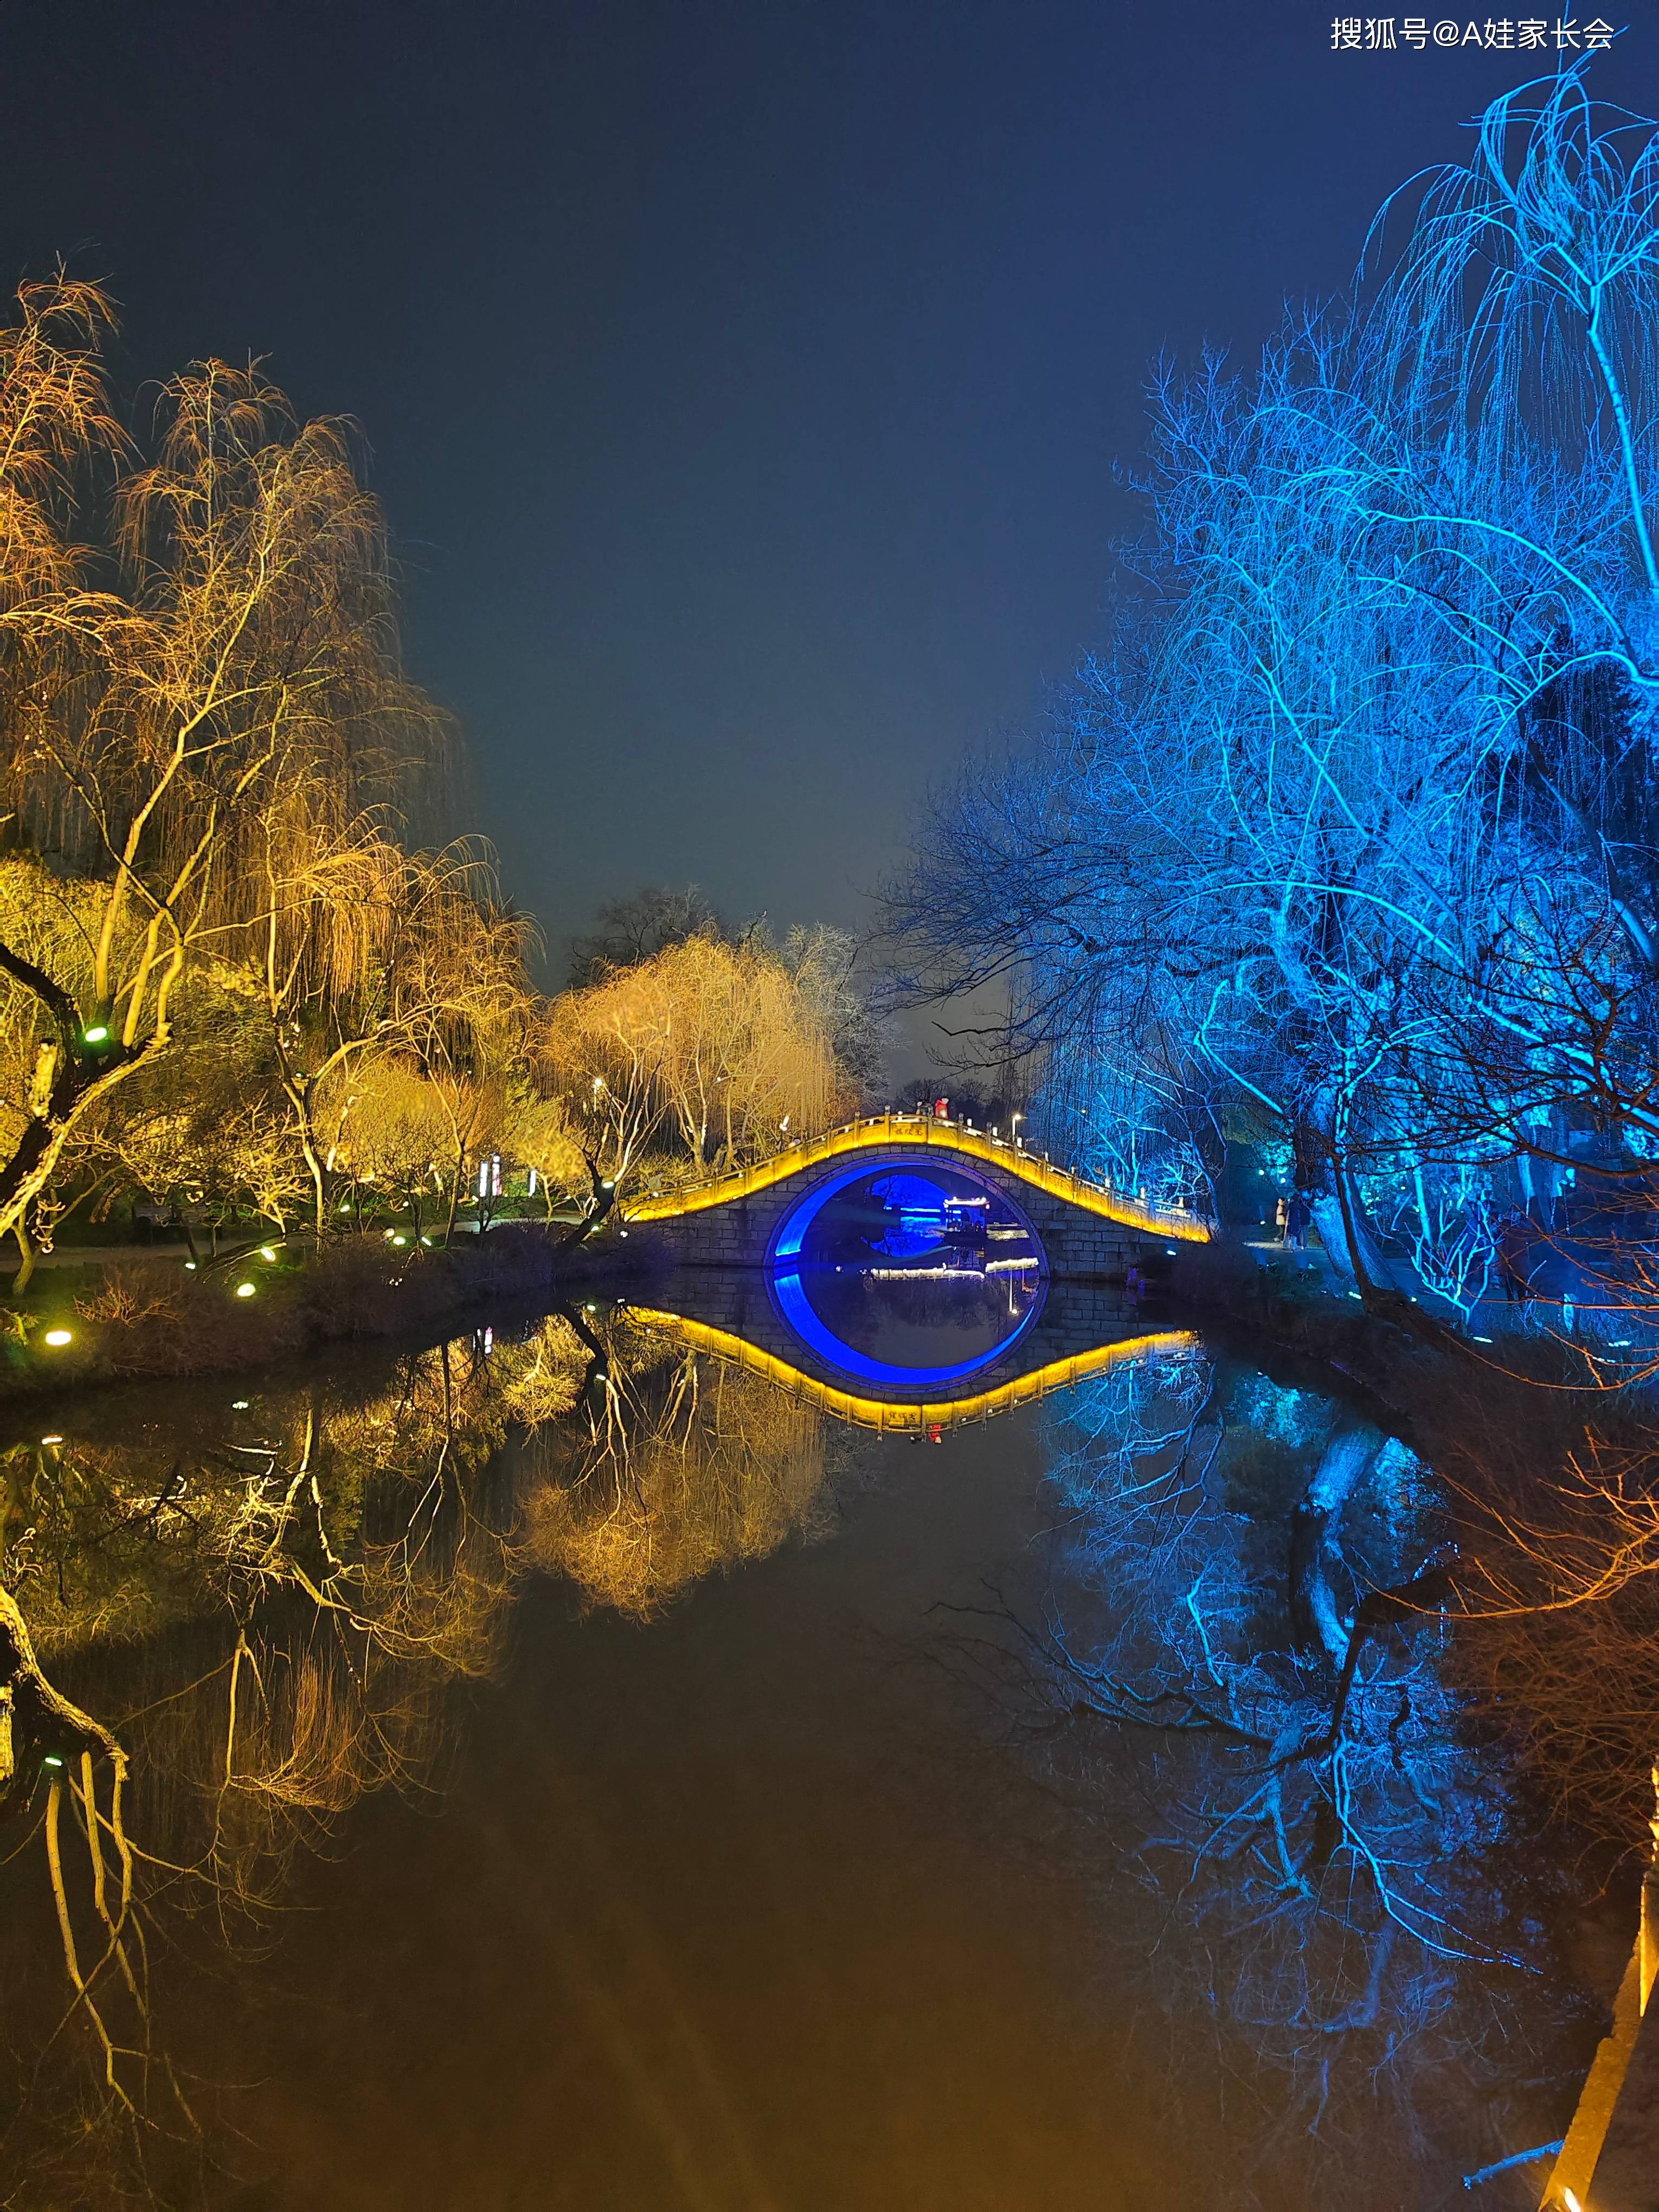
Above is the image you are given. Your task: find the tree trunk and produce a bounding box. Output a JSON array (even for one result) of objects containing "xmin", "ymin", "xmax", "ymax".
[
  {"xmin": 171, "ymin": 1198, "xmax": 202, "ymax": 1267},
  {"xmin": 1178, "ymin": 1081, "xmax": 1234, "ymax": 1235},
  {"xmin": 1294, "ymin": 1093, "xmax": 1391, "ymax": 1293},
  {"xmin": 0, "ymin": 941, "xmax": 158, "ymax": 1248},
  {"xmin": 287, "ymin": 1080, "xmax": 330, "ymax": 1243},
  {"xmin": 1288, "ymin": 1421, "xmax": 1379, "ymax": 1662}
]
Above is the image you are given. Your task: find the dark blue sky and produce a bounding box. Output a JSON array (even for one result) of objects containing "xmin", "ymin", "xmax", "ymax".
[{"xmin": 2, "ymin": 2, "xmax": 1651, "ymax": 966}]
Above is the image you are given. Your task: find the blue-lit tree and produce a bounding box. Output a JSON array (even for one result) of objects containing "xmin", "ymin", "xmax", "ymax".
[{"xmin": 890, "ymin": 67, "xmax": 1659, "ymax": 1332}]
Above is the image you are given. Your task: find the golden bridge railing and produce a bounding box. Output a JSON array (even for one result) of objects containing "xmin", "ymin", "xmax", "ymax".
[{"xmin": 618, "ymin": 1112, "xmax": 1211, "ymax": 1243}]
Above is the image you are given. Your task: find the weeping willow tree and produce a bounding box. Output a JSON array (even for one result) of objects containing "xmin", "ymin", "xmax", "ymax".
[
  {"xmin": 251, "ymin": 835, "xmax": 533, "ymax": 1237},
  {"xmin": 889, "ymin": 66, "xmax": 1659, "ymax": 1330},
  {"xmin": 0, "ymin": 276, "xmax": 459, "ymax": 1254},
  {"xmin": 1355, "ymin": 72, "xmax": 1659, "ymax": 1304},
  {"xmin": 541, "ymin": 931, "xmax": 857, "ymax": 1194}
]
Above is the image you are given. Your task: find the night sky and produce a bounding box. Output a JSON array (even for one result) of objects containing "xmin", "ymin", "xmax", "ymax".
[{"xmin": 1, "ymin": 2, "xmax": 1651, "ymax": 969}]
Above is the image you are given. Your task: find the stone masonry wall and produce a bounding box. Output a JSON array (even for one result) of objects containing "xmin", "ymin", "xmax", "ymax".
[{"xmin": 634, "ymin": 1145, "xmax": 1178, "ymax": 1282}]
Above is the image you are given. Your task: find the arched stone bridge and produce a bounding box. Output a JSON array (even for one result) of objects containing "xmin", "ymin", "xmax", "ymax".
[{"xmin": 620, "ymin": 1112, "xmax": 1210, "ymax": 1278}]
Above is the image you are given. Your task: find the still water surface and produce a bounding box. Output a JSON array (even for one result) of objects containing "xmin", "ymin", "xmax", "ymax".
[
  {"xmin": 232, "ymin": 1410, "xmax": 1179, "ymax": 2211},
  {"xmin": 0, "ymin": 1214, "xmax": 1604, "ymax": 2210}
]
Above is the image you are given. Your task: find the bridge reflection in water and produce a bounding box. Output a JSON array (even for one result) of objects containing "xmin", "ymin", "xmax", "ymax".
[{"xmin": 622, "ymin": 1153, "xmax": 1195, "ymax": 1433}]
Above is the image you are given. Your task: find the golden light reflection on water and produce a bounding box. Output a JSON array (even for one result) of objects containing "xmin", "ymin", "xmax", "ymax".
[{"xmin": 0, "ymin": 1302, "xmax": 904, "ymax": 2188}]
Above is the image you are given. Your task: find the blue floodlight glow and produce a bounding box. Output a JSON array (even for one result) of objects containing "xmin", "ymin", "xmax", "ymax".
[
  {"xmin": 766, "ymin": 1157, "xmax": 1048, "ymax": 1387},
  {"xmin": 770, "ymin": 1157, "xmax": 1018, "ymax": 1265}
]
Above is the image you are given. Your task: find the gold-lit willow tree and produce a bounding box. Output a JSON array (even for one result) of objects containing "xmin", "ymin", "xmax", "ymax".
[
  {"xmin": 253, "ymin": 835, "xmax": 532, "ymax": 1237},
  {"xmin": 541, "ymin": 931, "xmax": 856, "ymax": 1190},
  {"xmin": 0, "ymin": 273, "xmax": 493, "ymax": 1252}
]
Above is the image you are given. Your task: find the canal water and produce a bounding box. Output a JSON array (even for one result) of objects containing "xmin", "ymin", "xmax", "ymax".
[{"xmin": 0, "ymin": 1175, "xmax": 1613, "ymax": 2208}]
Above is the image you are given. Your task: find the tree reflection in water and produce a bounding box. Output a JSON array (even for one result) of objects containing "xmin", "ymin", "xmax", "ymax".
[
  {"xmin": 522, "ymin": 1313, "xmax": 836, "ymax": 1618},
  {"xmin": 0, "ymin": 1319, "xmax": 1637, "ymax": 2206},
  {"xmin": 941, "ymin": 1348, "xmax": 1590, "ymax": 2207},
  {"xmin": 0, "ymin": 1309, "xmax": 840, "ymax": 2200}
]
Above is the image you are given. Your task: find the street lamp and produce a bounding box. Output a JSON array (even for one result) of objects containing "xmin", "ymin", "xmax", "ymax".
[{"xmin": 1011, "ymin": 1112, "xmax": 1025, "ymax": 1148}]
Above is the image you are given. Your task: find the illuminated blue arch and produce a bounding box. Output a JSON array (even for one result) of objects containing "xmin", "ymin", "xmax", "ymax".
[
  {"xmin": 866, "ymin": 1170, "xmax": 952, "ymax": 1258},
  {"xmin": 766, "ymin": 1155, "xmax": 1049, "ymax": 1389}
]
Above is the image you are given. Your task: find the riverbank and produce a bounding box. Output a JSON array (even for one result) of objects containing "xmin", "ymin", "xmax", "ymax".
[
  {"xmin": 0, "ymin": 1223, "xmax": 655, "ymax": 1399},
  {"xmin": 1169, "ymin": 1234, "xmax": 1608, "ymax": 1456}
]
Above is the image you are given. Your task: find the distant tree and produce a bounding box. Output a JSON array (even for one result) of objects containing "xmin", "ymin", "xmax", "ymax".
[
  {"xmin": 254, "ymin": 840, "xmax": 532, "ymax": 1236},
  {"xmin": 541, "ymin": 931, "xmax": 857, "ymax": 1185},
  {"xmin": 496, "ymin": 1090, "xmax": 587, "ymax": 1217},
  {"xmin": 566, "ymin": 884, "xmax": 725, "ymax": 987},
  {"xmin": 643, "ymin": 935, "xmax": 852, "ymax": 1163},
  {"xmin": 538, "ymin": 964, "xmax": 672, "ymax": 1191},
  {"xmin": 773, "ymin": 922, "xmax": 886, "ymax": 1094},
  {"xmin": 318, "ymin": 1056, "xmax": 451, "ymax": 1235}
]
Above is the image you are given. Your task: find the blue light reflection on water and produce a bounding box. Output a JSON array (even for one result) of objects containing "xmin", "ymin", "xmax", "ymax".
[
  {"xmin": 767, "ymin": 1262, "xmax": 1044, "ymax": 1387},
  {"xmin": 766, "ymin": 1156, "xmax": 1046, "ymax": 1388}
]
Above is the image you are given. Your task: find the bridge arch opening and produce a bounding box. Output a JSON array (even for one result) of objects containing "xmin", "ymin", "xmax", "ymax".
[{"xmin": 766, "ymin": 1155, "xmax": 1049, "ymax": 1390}]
